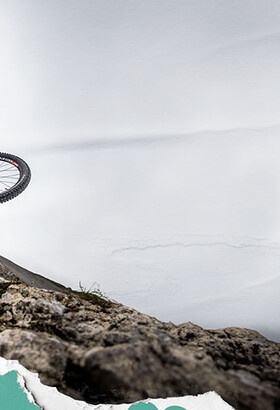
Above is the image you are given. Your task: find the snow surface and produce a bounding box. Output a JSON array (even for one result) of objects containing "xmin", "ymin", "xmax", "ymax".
[{"xmin": 0, "ymin": 1, "xmax": 279, "ymax": 342}]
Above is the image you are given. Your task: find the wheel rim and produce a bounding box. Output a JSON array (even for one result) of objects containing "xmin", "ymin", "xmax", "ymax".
[{"xmin": 0, "ymin": 159, "xmax": 20, "ymax": 194}]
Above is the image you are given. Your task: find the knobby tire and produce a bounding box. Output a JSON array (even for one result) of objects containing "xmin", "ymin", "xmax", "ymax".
[{"xmin": 0, "ymin": 153, "xmax": 31, "ymax": 203}]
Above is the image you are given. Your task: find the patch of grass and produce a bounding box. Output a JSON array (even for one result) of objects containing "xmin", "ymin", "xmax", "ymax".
[{"xmin": 74, "ymin": 282, "xmax": 112, "ymax": 310}]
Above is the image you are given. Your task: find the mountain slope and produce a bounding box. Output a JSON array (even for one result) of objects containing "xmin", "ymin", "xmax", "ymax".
[
  {"xmin": 0, "ymin": 258, "xmax": 279, "ymax": 409},
  {"xmin": 0, "ymin": 255, "xmax": 68, "ymax": 293}
]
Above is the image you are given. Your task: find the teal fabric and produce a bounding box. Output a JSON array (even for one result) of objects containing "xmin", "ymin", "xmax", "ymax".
[
  {"xmin": 129, "ymin": 403, "xmax": 159, "ymax": 410},
  {"xmin": 129, "ymin": 402, "xmax": 186, "ymax": 410},
  {"xmin": 0, "ymin": 371, "xmax": 39, "ymax": 409}
]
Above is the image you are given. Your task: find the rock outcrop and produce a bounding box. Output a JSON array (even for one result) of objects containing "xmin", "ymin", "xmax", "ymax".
[{"xmin": 0, "ymin": 256, "xmax": 279, "ymax": 410}]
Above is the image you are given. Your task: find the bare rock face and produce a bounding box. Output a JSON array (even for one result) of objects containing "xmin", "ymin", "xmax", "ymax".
[{"xmin": 0, "ymin": 269, "xmax": 279, "ymax": 409}]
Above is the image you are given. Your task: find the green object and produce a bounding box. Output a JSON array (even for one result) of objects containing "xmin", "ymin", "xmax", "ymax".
[
  {"xmin": 166, "ymin": 407, "xmax": 187, "ymax": 410},
  {"xmin": 128, "ymin": 403, "xmax": 186, "ymax": 410},
  {"xmin": 0, "ymin": 371, "xmax": 39, "ymax": 409},
  {"xmin": 129, "ymin": 403, "xmax": 159, "ymax": 410}
]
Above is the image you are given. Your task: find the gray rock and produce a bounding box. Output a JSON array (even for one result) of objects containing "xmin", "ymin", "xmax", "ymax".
[{"xmin": 0, "ymin": 262, "xmax": 279, "ymax": 409}]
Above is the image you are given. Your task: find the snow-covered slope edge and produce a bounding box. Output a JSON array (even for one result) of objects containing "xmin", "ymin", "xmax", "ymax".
[{"xmin": 0, "ymin": 358, "xmax": 233, "ymax": 410}]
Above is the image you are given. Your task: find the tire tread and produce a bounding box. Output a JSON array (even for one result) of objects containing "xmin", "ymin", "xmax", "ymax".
[{"xmin": 0, "ymin": 152, "xmax": 31, "ymax": 203}]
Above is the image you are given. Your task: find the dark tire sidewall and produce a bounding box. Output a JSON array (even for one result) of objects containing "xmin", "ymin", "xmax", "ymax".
[{"xmin": 0, "ymin": 153, "xmax": 31, "ymax": 203}]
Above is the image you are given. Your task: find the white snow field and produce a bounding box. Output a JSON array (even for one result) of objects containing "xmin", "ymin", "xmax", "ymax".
[
  {"xmin": 2, "ymin": 127, "xmax": 280, "ymax": 341},
  {"xmin": 0, "ymin": 1, "xmax": 280, "ymax": 341}
]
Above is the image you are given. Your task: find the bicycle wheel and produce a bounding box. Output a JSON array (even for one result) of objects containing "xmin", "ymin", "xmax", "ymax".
[{"xmin": 0, "ymin": 153, "xmax": 31, "ymax": 203}]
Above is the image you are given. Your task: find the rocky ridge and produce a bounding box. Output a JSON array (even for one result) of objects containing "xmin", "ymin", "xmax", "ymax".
[{"xmin": 0, "ymin": 256, "xmax": 279, "ymax": 410}]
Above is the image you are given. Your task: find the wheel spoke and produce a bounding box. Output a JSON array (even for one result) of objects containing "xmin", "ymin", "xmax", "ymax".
[{"xmin": 0, "ymin": 159, "xmax": 20, "ymax": 191}]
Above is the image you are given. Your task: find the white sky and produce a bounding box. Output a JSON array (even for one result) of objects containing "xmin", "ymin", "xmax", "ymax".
[
  {"xmin": 1, "ymin": 0, "xmax": 280, "ymax": 149},
  {"xmin": 0, "ymin": 1, "xmax": 280, "ymax": 341}
]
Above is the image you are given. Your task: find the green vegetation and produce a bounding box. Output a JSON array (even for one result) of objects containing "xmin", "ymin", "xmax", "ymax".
[{"xmin": 74, "ymin": 281, "xmax": 112, "ymax": 310}]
